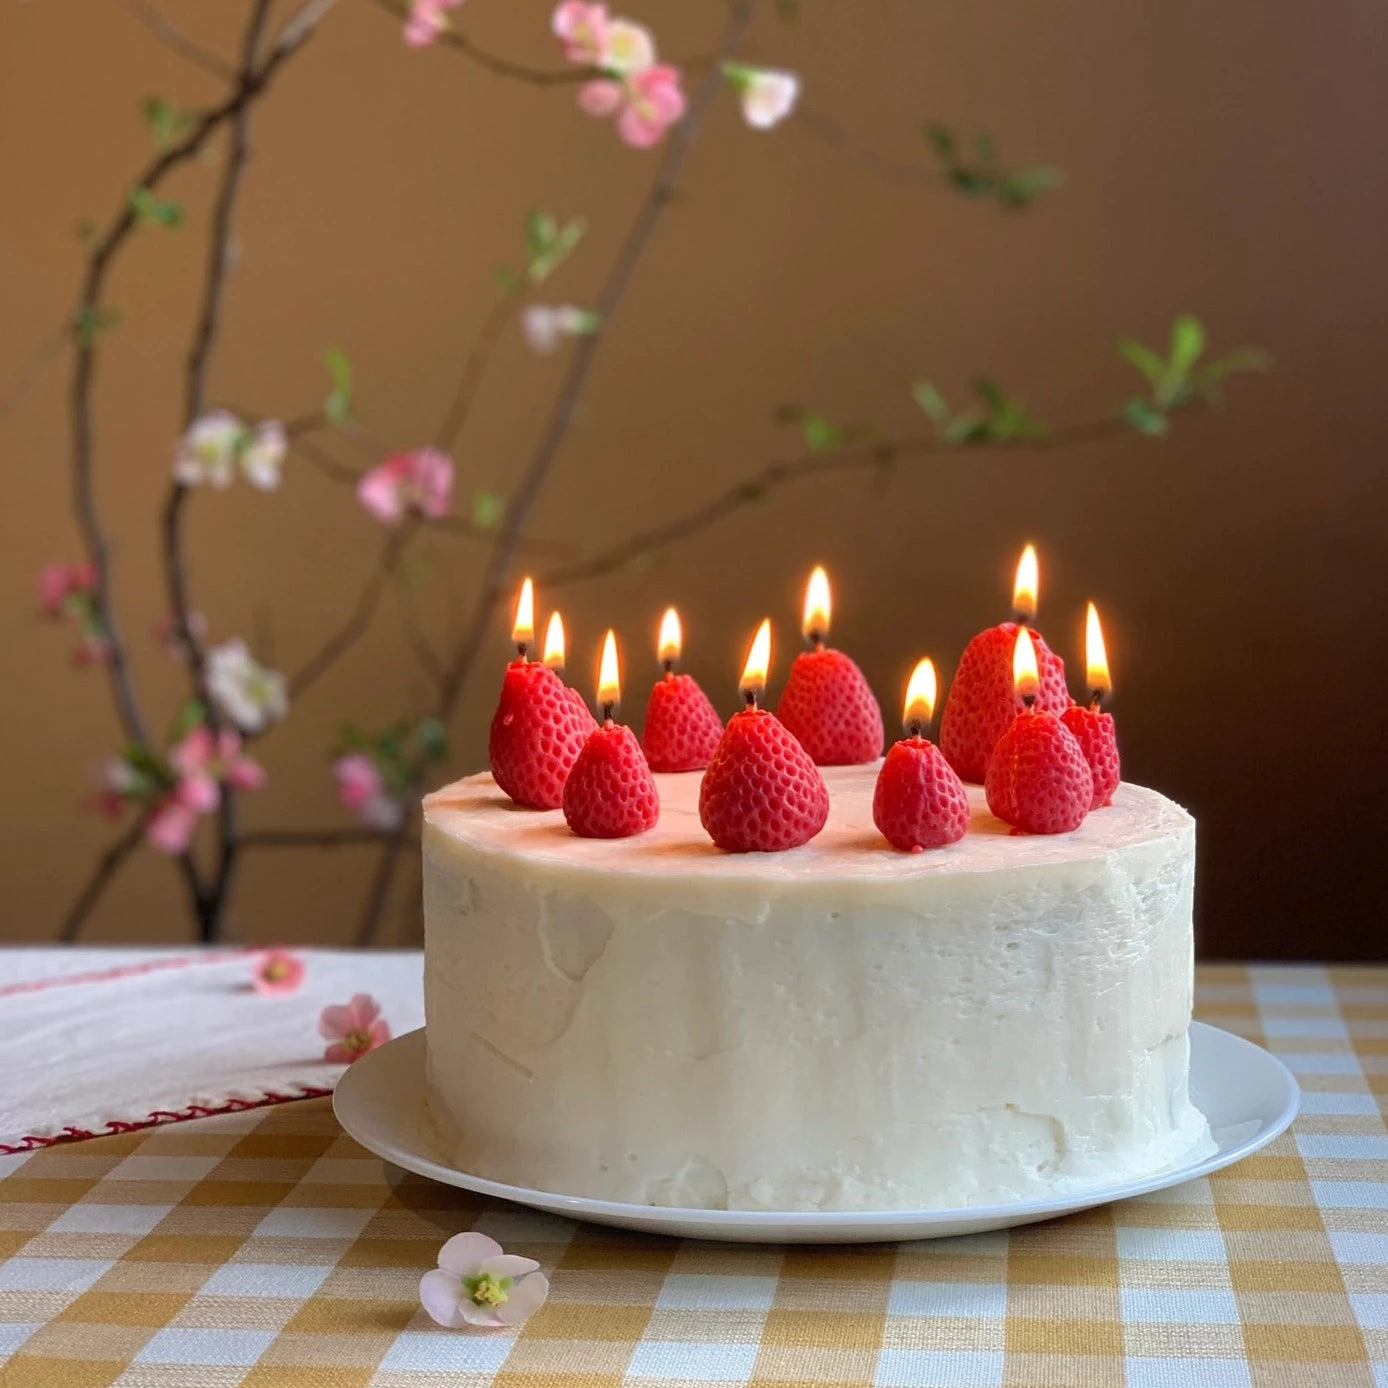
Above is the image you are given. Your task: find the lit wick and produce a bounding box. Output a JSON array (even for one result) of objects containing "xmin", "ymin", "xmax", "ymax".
[
  {"xmin": 903, "ymin": 657, "xmax": 937, "ymax": 739},
  {"xmin": 802, "ymin": 566, "xmax": 831, "ymax": 653},
  {"xmin": 543, "ymin": 611, "xmax": 566, "ymax": 679},
  {"xmin": 658, "ymin": 607, "xmax": 681, "ymax": 679},
  {"xmin": 597, "ymin": 629, "xmax": 620, "ymax": 727},
  {"xmin": 1012, "ymin": 544, "xmax": 1038, "ymax": 627},
  {"xmin": 741, "ymin": 618, "xmax": 772, "ymax": 711},
  {"xmin": 512, "ymin": 576, "xmax": 535, "ymax": 661},
  {"xmin": 1013, "ymin": 625, "xmax": 1040, "ymax": 711},
  {"xmin": 1085, "ymin": 601, "xmax": 1112, "ymax": 712}
]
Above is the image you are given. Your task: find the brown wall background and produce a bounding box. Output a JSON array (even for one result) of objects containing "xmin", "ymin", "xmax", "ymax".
[{"xmin": 2, "ymin": 1, "xmax": 1385, "ymax": 957}]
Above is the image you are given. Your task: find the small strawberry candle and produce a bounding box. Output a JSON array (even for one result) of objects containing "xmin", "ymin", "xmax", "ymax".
[
  {"xmin": 700, "ymin": 619, "xmax": 829, "ymax": 852},
  {"xmin": 642, "ymin": 607, "xmax": 724, "ymax": 772},
  {"xmin": 776, "ymin": 566, "xmax": 884, "ymax": 764},
  {"xmin": 938, "ymin": 544, "xmax": 1070, "ymax": 783},
  {"xmin": 985, "ymin": 626, "xmax": 1093, "ymax": 835},
  {"xmin": 1061, "ymin": 602, "xmax": 1121, "ymax": 808},
  {"xmin": 488, "ymin": 578, "xmax": 595, "ymax": 809},
  {"xmin": 873, "ymin": 658, "xmax": 970, "ymax": 852},
  {"xmin": 563, "ymin": 630, "xmax": 660, "ymax": 839}
]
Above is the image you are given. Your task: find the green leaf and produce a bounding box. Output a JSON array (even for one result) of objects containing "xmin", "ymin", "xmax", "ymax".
[
  {"xmin": 1116, "ymin": 338, "xmax": 1167, "ymax": 387},
  {"xmin": 525, "ymin": 210, "xmax": 558, "ymax": 259},
  {"xmin": 322, "ymin": 347, "xmax": 353, "ymax": 423},
  {"xmin": 170, "ymin": 699, "xmax": 207, "ymax": 739},
  {"xmin": 911, "ymin": 380, "xmax": 950, "ymax": 424},
  {"xmin": 569, "ymin": 308, "xmax": 602, "ymax": 336},
  {"xmin": 141, "ymin": 95, "xmax": 194, "ymax": 150},
  {"xmin": 414, "ymin": 717, "xmax": 448, "ymax": 762},
  {"xmin": 1198, "ymin": 346, "xmax": 1273, "ymax": 385},
  {"xmin": 801, "ymin": 414, "xmax": 842, "ymax": 451},
  {"xmin": 527, "ymin": 217, "xmax": 586, "ymax": 284},
  {"xmin": 944, "ymin": 409, "xmax": 987, "ymax": 444},
  {"xmin": 471, "ymin": 490, "xmax": 504, "ymax": 531},
  {"xmin": 1123, "ymin": 398, "xmax": 1170, "ymax": 436},
  {"xmin": 997, "ymin": 165, "xmax": 1064, "ymax": 209},
  {"xmin": 1167, "ymin": 314, "xmax": 1206, "ymax": 379},
  {"xmin": 75, "ymin": 306, "xmax": 122, "ymax": 345},
  {"xmin": 130, "ymin": 187, "xmax": 183, "ymax": 228}
]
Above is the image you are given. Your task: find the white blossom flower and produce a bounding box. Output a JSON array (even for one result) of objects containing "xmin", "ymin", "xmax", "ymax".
[
  {"xmin": 522, "ymin": 305, "xmax": 599, "ymax": 355},
  {"xmin": 601, "ymin": 18, "xmax": 655, "ymax": 74},
  {"xmin": 174, "ymin": 411, "xmax": 244, "ymax": 488},
  {"xmin": 419, "ymin": 1233, "xmax": 550, "ymax": 1329},
  {"xmin": 240, "ymin": 420, "xmax": 287, "ymax": 491},
  {"xmin": 206, "ymin": 639, "xmax": 288, "ymax": 733},
  {"xmin": 725, "ymin": 64, "xmax": 800, "ymax": 130}
]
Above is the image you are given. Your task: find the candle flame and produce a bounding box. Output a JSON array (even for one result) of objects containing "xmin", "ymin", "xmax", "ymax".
[
  {"xmin": 512, "ymin": 577, "xmax": 535, "ymax": 650},
  {"xmin": 741, "ymin": 618, "xmax": 772, "ymax": 699},
  {"xmin": 903, "ymin": 657, "xmax": 938, "ymax": 731},
  {"xmin": 1013, "ymin": 544, "xmax": 1038, "ymax": 621},
  {"xmin": 1085, "ymin": 601, "xmax": 1111, "ymax": 697},
  {"xmin": 802, "ymin": 566, "xmax": 832, "ymax": 643},
  {"xmin": 543, "ymin": 611, "xmax": 566, "ymax": 670},
  {"xmin": 658, "ymin": 607, "xmax": 682, "ymax": 665},
  {"xmin": 1013, "ymin": 624, "xmax": 1040, "ymax": 702},
  {"xmin": 597, "ymin": 629, "xmax": 620, "ymax": 711}
]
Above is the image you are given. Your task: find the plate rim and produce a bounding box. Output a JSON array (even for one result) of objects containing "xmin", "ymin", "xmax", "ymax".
[{"xmin": 333, "ymin": 1019, "xmax": 1299, "ymax": 1231}]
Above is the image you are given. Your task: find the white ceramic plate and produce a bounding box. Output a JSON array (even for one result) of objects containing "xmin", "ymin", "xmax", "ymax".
[{"xmin": 333, "ymin": 1022, "xmax": 1298, "ymax": 1244}]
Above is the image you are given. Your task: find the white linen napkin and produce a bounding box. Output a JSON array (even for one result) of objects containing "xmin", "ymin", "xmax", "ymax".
[{"xmin": 0, "ymin": 947, "xmax": 423, "ymax": 1151}]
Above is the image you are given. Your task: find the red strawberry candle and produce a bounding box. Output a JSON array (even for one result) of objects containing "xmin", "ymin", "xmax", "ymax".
[
  {"xmin": 642, "ymin": 607, "xmax": 724, "ymax": 772},
  {"xmin": 1061, "ymin": 601, "xmax": 1121, "ymax": 808},
  {"xmin": 776, "ymin": 566, "xmax": 884, "ymax": 764},
  {"xmin": 939, "ymin": 543, "xmax": 1070, "ymax": 782},
  {"xmin": 488, "ymin": 578, "xmax": 595, "ymax": 809},
  {"xmin": 873, "ymin": 658, "xmax": 970, "ymax": 852},
  {"xmin": 563, "ymin": 630, "xmax": 660, "ymax": 838},
  {"xmin": 700, "ymin": 619, "xmax": 830, "ymax": 852},
  {"xmin": 985, "ymin": 626, "xmax": 1094, "ymax": 835}
]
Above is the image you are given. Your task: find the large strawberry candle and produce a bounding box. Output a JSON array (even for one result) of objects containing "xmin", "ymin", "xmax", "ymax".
[
  {"xmin": 700, "ymin": 619, "xmax": 829, "ymax": 852},
  {"xmin": 563, "ymin": 630, "xmax": 659, "ymax": 838},
  {"xmin": 873, "ymin": 657, "xmax": 970, "ymax": 852},
  {"xmin": 776, "ymin": 566, "xmax": 884, "ymax": 765},
  {"xmin": 939, "ymin": 544, "xmax": 1070, "ymax": 782},
  {"xmin": 1061, "ymin": 602, "xmax": 1121, "ymax": 808},
  {"xmin": 642, "ymin": 607, "xmax": 724, "ymax": 772},
  {"xmin": 985, "ymin": 626, "xmax": 1094, "ymax": 835},
  {"xmin": 488, "ymin": 578, "xmax": 595, "ymax": 810}
]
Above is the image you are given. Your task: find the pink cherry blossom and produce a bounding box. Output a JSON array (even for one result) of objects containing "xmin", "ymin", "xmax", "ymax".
[
  {"xmin": 404, "ymin": 0, "xmax": 463, "ymax": 48},
  {"xmin": 38, "ymin": 562, "xmax": 97, "ymax": 618},
  {"xmin": 172, "ymin": 725, "xmax": 268, "ymax": 793},
  {"xmin": 334, "ymin": 753, "xmax": 404, "ymax": 831},
  {"xmin": 419, "ymin": 1232, "xmax": 550, "ymax": 1329},
  {"xmin": 357, "ymin": 449, "xmax": 454, "ymax": 525},
  {"xmin": 552, "ymin": 1, "xmax": 609, "ymax": 65},
  {"xmin": 146, "ymin": 797, "xmax": 199, "ymax": 855},
  {"xmin": 319, "ymin": 994, "xmax": 391, "ymax": 1064},
  {"xmin": 70, "ymin": 635, "xmax": 113, "ymax": 668},
  {"xmin": 251, "ymin": 949, "xmax": 305, "ymax": 996},
  {"xmin": 580, "ymin": 65, "xmax": 686, "ymax": 148}
]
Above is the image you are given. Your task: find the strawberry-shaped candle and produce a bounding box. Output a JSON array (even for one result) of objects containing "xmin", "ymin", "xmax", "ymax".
[
  {"xmin": 563, "ymin": 630, "xmax": 660, "ymax": 838},
  {"xmin": 1061, "ymin": 602, "xmax": 1121, "ymax": 808},
  {"xmin": 776, "ymin": 566, "xmax": 884, "ymax": 764},
  {"xmin": 873, "ymin": 658, "xmax": 970, "ymax": 852},
  {"xmin": 939, "ymin": 544, "xmax": 1070, "ymax": 782},
  {"xmin": 488, "ymin": 578, "xmax": 596, "ymax": 810},
  {"xmin": 642, "ymin": 607, "xmax": 724, "ymax": 772},
  {"xmin": 700, "ymin": 619, "xmax": 830, "ymax": 852},
  {"xmin": 985, "ymin": 626, "xmax": 1093, "ymax": 834}
]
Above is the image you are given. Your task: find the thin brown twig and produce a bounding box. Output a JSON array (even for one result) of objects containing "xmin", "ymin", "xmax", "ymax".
[
  {"xmin": 354, "ymin": 802, "xmax": 418, "ymax": 947},
  {"xmin": 60, "ymin": 813, "xmax": 149, "ymax": 943},
  {"xmin": 393, "ymin": 572, "xmax": 447, "ymax": 684},
  {"xmin": 794, "ymin": 105, "xmax": 941, "ymax": 189},
  {"xmin": 288, "ymin": 520, "xmax": 418, "ymax": 699},
  {"xmin": 434, "ymin": 285, "xmax": 524, "ymax": 452},
  {"xmin": 543, "ymin": 419, "xmax": 1126, "ymax": 588},
  {"xmin": 113, "ymin": 0, "xmax": 237, "ymax": 80},
  {"xmin": 434, "ymin": 0, "xmax": 762, "ymax": 721}
]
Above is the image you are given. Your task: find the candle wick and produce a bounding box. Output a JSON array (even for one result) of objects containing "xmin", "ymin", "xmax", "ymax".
[
  {"xmin": 601, "ymin": 703, "xmax": 615, "ymax": 725},
  {"xmin": 809, "ymin": 632, "xmax": 825, "ymax": 652},
  {"xmin": 516, "ymin": 642, "xmax": 529, "ymax": 661},
  {"xmin": 1014, "ymin": 613, "xmax": 1031, "ymax": 629},
  {"xmin": 907, "ymin": 719, "xmax": 922, "ymax": 739},
  {"xmin": 1022, "ymin": 692, "xmax": 1037, "ymax": 711},
  {"xmin": 662, "ymin": 660, "xmax": 675, "ymax": 677},
  {"xmin": 1089, "ymin": 689, "xmax": 1104, "ymax": 712},
  {"xmin": 743, "ymin": 688, "xmax": 759, "ymax": 711}
]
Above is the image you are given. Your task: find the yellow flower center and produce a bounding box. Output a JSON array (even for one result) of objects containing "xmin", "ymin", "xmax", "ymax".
[
  {"xmin": 344, "ymin": 1028, "xmax": 372, "ymax": 1055},
  {"xmin": 467, "ymin": 1272, "xmax": 510, "ymax": 1308},
  {"xmin": 263, "ymin": 960, "xmax": 287, "ymax": 981}
]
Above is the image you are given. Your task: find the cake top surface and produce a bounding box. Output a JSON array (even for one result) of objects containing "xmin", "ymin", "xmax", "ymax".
[{"xmin": 423, "ymin": 765, "xmax": 1192, "ymax": 883}]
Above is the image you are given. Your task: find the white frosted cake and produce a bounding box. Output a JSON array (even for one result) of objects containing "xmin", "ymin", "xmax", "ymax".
[{"xmin": 421, "ymin": 765, "xmax": 1213, "ymax": 1211}]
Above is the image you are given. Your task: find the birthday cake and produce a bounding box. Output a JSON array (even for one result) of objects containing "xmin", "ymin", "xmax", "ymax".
[{"xmin": 421, "ymin": 765, "xmax": 1213, "ymax": 1211}]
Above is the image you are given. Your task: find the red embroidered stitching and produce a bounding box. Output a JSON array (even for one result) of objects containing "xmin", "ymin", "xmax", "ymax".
[
  {"xmin": 0, "ymin": 1086, "xmax": 333, "ymax": 1154},
  {"xmin": 0, "ymin": 949, "xmax": 257, "ymax": 1000}
]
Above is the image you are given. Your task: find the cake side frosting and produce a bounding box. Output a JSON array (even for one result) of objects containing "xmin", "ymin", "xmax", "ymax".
[{"xmin": 422, "ymin": 767, "xmax": 1213, "ymax": 1211}]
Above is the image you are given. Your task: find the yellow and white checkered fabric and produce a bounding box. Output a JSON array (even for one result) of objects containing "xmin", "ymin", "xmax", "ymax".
[{"xmin": 1, "ymin": 964, "xmax": 1384, "ymax": 1388}]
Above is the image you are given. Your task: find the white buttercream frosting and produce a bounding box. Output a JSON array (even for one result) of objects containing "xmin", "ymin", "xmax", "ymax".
[{"xmin": 422, "ymin": 766, "xmax": 1212, "ymax": 1211}]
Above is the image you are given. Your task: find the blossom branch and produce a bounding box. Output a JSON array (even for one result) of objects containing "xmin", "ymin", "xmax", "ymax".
[
  {"xmin": 434, "ymin": 284, "xmax": 524, "ymax": 452},
  {"xmin": 355, "ymin": 804, "xmax": 419, "ymax": 947},
  {"xmin": 434, "ymin": 0, "xmax": 763, "ymax": 722},
  {"xmin": 543, "ymin": 419, "xmax": 1126, "ymax": 588},
  {"xmin": 60, "ymin": 813, "xmax": 150, "ymax": 942},
  {"xmin": 113, "ymin": 0, "xmax": 237, "ymax": 81}
]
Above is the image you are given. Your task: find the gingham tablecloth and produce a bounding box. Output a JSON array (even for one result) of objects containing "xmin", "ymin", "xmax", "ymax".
[{"xmin": 1, "ymin": 963, "xmax": 1384, "ymax": 1388}]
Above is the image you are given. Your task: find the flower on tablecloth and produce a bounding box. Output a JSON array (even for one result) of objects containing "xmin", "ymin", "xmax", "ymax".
[
  {"xmin": 251, "ymin": 949, "xmax": 305, "ymax": 996},
  {"xmin": 420, "ymin": 1232, "xmax": 551, "ymax": 1329},
  {"xmin": 319, "ymin": 993, "xmax": 391, "ymax": 1064}
]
